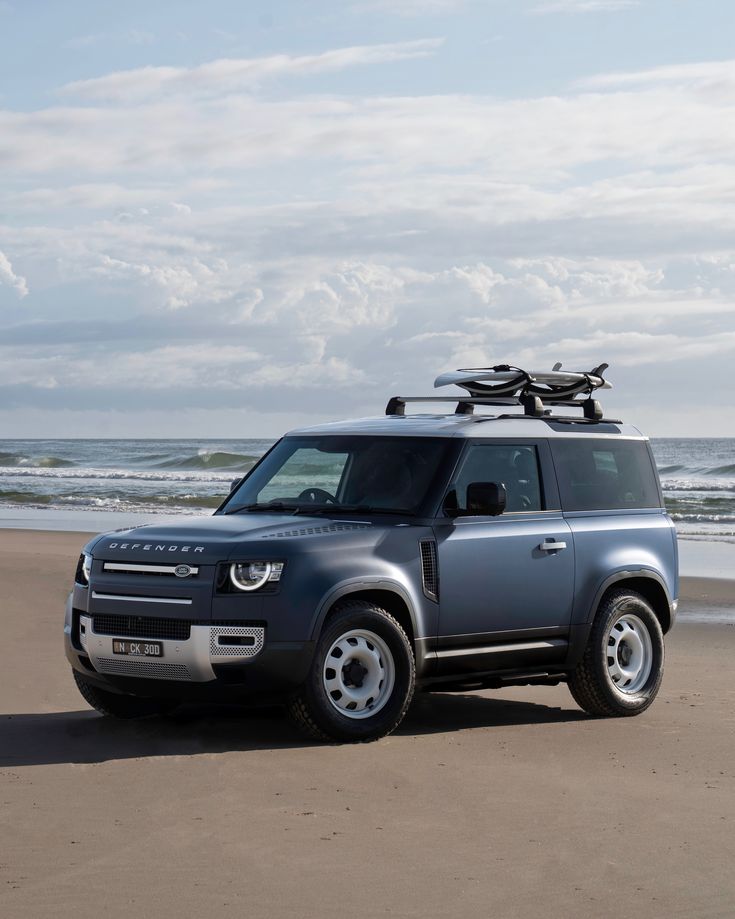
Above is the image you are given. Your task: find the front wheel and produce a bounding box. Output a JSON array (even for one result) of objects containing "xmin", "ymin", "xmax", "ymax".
[
  {"xmin": 73, "ymin": 670, "xmax": 177, "ymax": 719},
  {"xmin": 568, "ymin": 588, "xmax": 665, "ymax": 717},
  {"xmin": 288, "ymin": 600, "xmax": 415, "ymax": 742}
]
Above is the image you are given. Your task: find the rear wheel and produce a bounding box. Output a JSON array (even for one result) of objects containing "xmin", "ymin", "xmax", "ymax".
[
  {"xmin": 569, "ymin": 588, "xmax": 664, "ymax": 717},
  {"xmin": 73, "ymin": 670, "xmax": 177, "ymax": 719},
  {"xmin": 289, "ymin": 600, "xmax": 415, "ymax": 742}
]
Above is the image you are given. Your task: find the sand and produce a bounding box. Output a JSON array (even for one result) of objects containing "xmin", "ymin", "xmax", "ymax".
[{"xmin": 1, "ymin": 529, "xmax": 733, "ymax": 919}]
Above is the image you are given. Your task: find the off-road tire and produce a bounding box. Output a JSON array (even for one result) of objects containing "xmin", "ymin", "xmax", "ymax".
[
  {"xmin": 569, "ymin": 588, "xmax": 665, "ymax": 717},
  {"xmin": 288, "ymin": 600, "xmax": 415, "ymax": 742},
  {"xmin": 73, "ymin": 670, "xmax": 177, "ymax": 719}
]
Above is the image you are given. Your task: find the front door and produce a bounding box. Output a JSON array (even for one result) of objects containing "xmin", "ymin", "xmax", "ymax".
[{"xmin": 434, "ymin": 440, "xmax": 574, "ymax": 674}]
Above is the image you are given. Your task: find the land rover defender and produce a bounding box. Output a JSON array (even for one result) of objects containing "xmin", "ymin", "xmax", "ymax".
[{"xmin": 65, "ymin": 364, "xmax": 678, "ymax": 742}]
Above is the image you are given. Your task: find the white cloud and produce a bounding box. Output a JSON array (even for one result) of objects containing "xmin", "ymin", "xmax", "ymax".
[
  {"xmin": 3, "ymin": 60, "xmax": 734, "ymax": 186},
  {"xmin": 0, "ymin": 338, "xmax": 365, "ymax": 394},
  {"xmin": 3, "ymin": 183, "xmax": 173, "ymax": 211},
  {"xmin": 580, "ymin": 59, "xmax": 735, "ymax": 90},
  {"xmin": 531, "ymin": 0, "xmax": 637, "ymax": 13},
  {"xmin": 170, "ymin": 202, "xmax": 192, "ymax": 215},
  {"xmin": 0, "ymin": 343, "xmax": 259, "ymax": 391},
  {"xmin": 91, "ymin": 252, "xmax": 252, "ymax": 310},
  {"xmin": 58, "ymin": 39, "xmax": 443, "ymax": 101},
  {"xmin": 3, "ymin": 42, "xmax": 735, "ymax": 433},
  {"xmin": 2, "ymin": 243, "xmax": 734, "ymax": 434},
  {"xmin": 274, "ymin": 262, "xmax": 412, "ymax": 332},
  {"xmin": 511, "ymin": 330, "xmax": 735, "ymax": 367},
  {"xmin": 0, "ymin": 249, "xmax": 28, "ymax": 298}
]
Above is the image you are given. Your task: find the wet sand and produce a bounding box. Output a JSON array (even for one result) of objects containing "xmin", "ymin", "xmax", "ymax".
[{"xmin": 1, "ymin": 530, "xmax": 733, "ymax": 918}]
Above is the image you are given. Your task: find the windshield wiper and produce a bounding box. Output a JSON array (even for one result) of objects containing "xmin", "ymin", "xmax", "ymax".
[{"xmin": 226, "ymin": 502, "xmax": 411, "ymax": 517}]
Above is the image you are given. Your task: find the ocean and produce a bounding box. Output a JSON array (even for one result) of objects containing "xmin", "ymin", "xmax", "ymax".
[{"xmin": 0, "ymin": 437, "xmax": 733, "ymax": 542}]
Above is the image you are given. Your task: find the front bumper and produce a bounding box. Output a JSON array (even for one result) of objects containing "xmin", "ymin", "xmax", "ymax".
[
  {"xmin": 78, "ymin": 614, "xmax": 265, "ymax": 682},
  {"xmin": 64, "ymin": 594, "xmax": 314, "ymax": 699}
]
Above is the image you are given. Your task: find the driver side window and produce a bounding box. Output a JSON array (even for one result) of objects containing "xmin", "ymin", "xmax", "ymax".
[{"xmin": 451, "ymin": 443, "xmax": 543, "ymax": 513}]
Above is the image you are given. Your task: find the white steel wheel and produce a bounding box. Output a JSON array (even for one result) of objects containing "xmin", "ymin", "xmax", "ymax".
[
  {"xmin": 322, "ymin": 629, "xmax": 396, "ymax": 720},
  {"xmin": 289, "ymin": 601, "xmax": 415, "ymax": 742},
  {"xmin": 606, "ymin": 613, "xmax": 653, "ymax": 695},
  {"xmin": 568, "ymin": 588, "xmax": 665, "ymax": 718}
]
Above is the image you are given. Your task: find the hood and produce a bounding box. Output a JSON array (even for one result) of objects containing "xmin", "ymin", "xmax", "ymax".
[{"xmin": 87, "ymin": 512, "xmax": 379, "ymax": 564}]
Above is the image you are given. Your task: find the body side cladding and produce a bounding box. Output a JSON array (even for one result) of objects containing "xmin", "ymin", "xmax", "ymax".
[{"xmin": 434, "ymin": 623, "xmax": 569, "ymax": 650}]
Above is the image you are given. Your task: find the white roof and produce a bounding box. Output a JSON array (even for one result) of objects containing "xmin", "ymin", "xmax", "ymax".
[{"xmin": 288, "ymin": 413, "xmax": 645, "ymax": 440}]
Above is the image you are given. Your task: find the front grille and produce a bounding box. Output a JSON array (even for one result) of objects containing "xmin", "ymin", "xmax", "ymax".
[
  {"xmin": 91, "ymin": 615, "xmax": 191, "ymax": 642},
  {"xmin": 419, "ymin": 539, "xmax": 439, "ymax": 602},
  {"xmin": 102, "ymin": 562, "xmax": 199, "ymax": 577},
  {"xmin": 94, "ymin": 658, "xmax": 191, "ymax": 680}
]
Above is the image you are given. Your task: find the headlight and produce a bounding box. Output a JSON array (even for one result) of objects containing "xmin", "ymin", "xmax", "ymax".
[
  {"xmin": 76, "ymin": 552, "xmax": 92, "ymax": 585},
  {"xmin": 229, "ymin": 561, "xmax": 284, "ymax": 592}
]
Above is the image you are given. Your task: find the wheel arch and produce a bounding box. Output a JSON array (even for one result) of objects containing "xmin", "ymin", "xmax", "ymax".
[
  {"xmin": 590, "ymin": 570, "xmax": 674, "ymax": 634},
  {"xmin": 309, "ymin": 580, "xmax": 427, "ymax": 675},
  {"xmin": 566, "ymin": 568, "xmax": 673, "ymax": 672}
]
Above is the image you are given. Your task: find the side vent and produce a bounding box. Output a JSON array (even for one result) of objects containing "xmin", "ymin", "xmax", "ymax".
[{"xmin": 419, "ymin": 539, "xmax": 439, "ymax": 602}]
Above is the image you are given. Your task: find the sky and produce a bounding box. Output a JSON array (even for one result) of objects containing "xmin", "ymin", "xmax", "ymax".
[{"xmin": 1, "ymin": 0, "xmax": 734, "ymax": 438}]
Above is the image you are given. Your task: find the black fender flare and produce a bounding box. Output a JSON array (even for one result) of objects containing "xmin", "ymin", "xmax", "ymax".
[
  {"xmin": 565, "ymin": 567, "xmax": 675, "ymax": 668},
  {"xmin": 308, "ymin": 577, "xmax": 426, "ymax": 673}
]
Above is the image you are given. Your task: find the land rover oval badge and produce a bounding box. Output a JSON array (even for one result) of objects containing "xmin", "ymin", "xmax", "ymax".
[{"xmin": 174, "ymin": 564, "xmax": 193, "ymax": 578}]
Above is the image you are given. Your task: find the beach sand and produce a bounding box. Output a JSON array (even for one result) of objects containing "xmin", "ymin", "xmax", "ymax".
[{"xmin": 1, "ymin": 530, "xmax": 733, "ymax": 918}]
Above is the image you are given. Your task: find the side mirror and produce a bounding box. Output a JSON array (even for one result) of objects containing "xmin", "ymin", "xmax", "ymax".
[
  {"xmin": 230, "ymin": 477, "xmax": 243, "ymax": 493},
  {"xmin": 465, "ymin": 482, "xmax": 506, "ymax": 516}
]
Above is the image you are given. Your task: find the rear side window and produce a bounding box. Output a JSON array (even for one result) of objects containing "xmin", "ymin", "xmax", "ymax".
[{"xmin": 551, "ymin": 439, "xmax": 661, "ymax": 511}]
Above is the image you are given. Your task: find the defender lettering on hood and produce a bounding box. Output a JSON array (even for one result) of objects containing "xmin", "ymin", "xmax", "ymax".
[{"xmin": 106, "ymin": 543, "xmax": 206, "ymax": 553}]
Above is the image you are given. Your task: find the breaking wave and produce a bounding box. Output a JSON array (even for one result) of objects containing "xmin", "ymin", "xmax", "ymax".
[
  {"xmin": 153, "ymin": 451, "xmax": 260, "ymax": 471},
  {"xmin": 0, "ymin": 452, "xmax": 75, "ymax": 468},
  {"xmin": 0, "ymin": 488, "xmax": 223, "ymax": 511}
]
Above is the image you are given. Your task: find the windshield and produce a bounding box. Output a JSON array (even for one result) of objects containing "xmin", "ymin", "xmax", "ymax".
[{"xmin": 221, "ymin": 436, "xmax": 451, "ymax": 516}]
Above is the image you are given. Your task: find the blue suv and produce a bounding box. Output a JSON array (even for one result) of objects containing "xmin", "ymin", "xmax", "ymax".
[{"xmin": 65, "ymin": 365, "xmax": 678, "ymax": 742}]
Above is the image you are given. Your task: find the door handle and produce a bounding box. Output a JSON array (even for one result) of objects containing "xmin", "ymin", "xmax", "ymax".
[{"xmin": 539, "ymin": 540, "xmax": 567, "ymax": 551}]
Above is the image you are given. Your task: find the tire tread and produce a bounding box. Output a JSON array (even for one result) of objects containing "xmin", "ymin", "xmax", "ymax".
[
  {"xmin": 568, "ymin": 588, "xmax": 664, "ymax": 718},
  {"xmin": 288, "ymin": 599, "xmax": 415, "ymax": 743}
]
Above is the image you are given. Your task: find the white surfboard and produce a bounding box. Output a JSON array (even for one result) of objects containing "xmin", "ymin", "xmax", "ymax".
[{"xmin": 434, "ymin": 366, "xmax": 611, "ymax": 391}]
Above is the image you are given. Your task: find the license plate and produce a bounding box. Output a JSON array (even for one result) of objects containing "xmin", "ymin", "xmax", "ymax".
[{"xmin": 112, "ymin": 639, "xmax": 164, "ymax": 657}]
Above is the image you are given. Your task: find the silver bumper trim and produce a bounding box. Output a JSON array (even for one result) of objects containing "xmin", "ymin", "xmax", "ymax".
[
  {"xmin": 80, "ymin": 616, "xmax": 265, "ymax": 682},
  {"xmin": 435, "ymin": 639, "xmax": 566, "ymax": 659}
]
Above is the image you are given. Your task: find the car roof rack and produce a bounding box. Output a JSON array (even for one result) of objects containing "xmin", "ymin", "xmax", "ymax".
[{"xmin": 386, "ymin": 363, "xmax": 613, "ymax": 421}]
